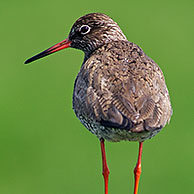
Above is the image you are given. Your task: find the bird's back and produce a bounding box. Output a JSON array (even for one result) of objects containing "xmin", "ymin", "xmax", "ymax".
[{"xmin": 73, "ymin": 40, "xmax": 172, "ymax": 142}]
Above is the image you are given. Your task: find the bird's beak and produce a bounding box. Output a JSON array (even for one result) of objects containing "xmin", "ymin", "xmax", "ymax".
[{"xmin": 24, "ymin": 38, "xmax": 72, "ymax": 64}]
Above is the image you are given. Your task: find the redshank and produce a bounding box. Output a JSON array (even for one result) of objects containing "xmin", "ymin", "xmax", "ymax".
[{"xmin": 25, "ymin": 13, "xmax": 172, "ymax": 194}]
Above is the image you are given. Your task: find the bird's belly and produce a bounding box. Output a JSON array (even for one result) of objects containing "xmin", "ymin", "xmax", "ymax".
[{"xmin": 76, "ymin": 113, "xmax": 162, "ymax": 142}]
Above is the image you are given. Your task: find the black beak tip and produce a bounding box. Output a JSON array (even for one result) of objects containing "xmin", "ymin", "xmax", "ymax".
[
  {"xmin": 24, "ymin": 59, "xmax": 30, "ymax": 64},
  {"xmin": 24, "ymin": 53, "xmax": 43, "ymax": 65},
  {"xmin": 24, "ymin": 56, "xmax": 35, "ymax": 64}
]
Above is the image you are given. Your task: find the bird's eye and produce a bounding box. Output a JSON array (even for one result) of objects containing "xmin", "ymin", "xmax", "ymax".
[{"xmin": 79, "ymin": 25, "xmax": 90, "ymax": 35}]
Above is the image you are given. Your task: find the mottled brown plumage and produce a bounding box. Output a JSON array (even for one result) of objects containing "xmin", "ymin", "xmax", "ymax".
[
  {"xmin": 72, "ymin": 13, "xmax": 172, "ymax": 142},
  {"xmin": 25, "ymin": 12, "xmax": 172, "ymax": 194}
]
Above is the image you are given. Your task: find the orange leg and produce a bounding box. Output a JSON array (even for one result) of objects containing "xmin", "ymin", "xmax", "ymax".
[
  {"xmin": 134, "ymin": 142, "xmax": 143, "ymax": 194},
  {"xmin": 100, "ymin": 138, "xmax": 110, "ymax": 194}
]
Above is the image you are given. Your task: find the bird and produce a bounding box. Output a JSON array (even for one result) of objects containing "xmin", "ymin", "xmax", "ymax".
[{"xmin": 25, "ymin": 13, "xmax": 172, "ymax": 194}]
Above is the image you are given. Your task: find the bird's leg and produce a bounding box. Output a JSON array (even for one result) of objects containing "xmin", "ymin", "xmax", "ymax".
[
  {"xmin": 100, "ymin": 138, "xmax": 110, "ymax": 194},
  {"xmin": 133, "ymin": 142, "xmax": 143, "ymax": 194}
]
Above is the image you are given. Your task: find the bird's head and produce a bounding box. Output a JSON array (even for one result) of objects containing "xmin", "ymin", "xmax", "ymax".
[
  {"xmin": 68, "ymin": 13, "xmax": 126, "ymax": 54},
  {"xmin": 25, "ymin": 13, "xmax": 126, "ymax": 64}
]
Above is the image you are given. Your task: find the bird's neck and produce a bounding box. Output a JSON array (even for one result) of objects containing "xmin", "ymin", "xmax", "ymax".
[{"xmin": 83, "ymin": 37, "xmax": 127, "ymax": 64}]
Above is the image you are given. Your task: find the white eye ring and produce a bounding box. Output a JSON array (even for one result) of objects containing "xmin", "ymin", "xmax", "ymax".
[{"xmin": 79, "ymin": 25, "xmax": 91, "ymax": 35}]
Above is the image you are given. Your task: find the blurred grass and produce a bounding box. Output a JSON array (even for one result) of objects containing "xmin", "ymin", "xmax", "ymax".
[{"xmin": 0, "ymin": 0, "xmax": 194, "ymax": 193}]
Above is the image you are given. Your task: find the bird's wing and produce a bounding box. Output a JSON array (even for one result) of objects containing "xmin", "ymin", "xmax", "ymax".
[{"xmin": 84, "ymin": 49, "xmax": 171, "ymax": 132}]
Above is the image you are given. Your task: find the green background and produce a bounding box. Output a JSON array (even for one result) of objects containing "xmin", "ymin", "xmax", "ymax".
[{"xmin": 1, "ymin": 0, "xmax": 194, "ymax": 193}]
